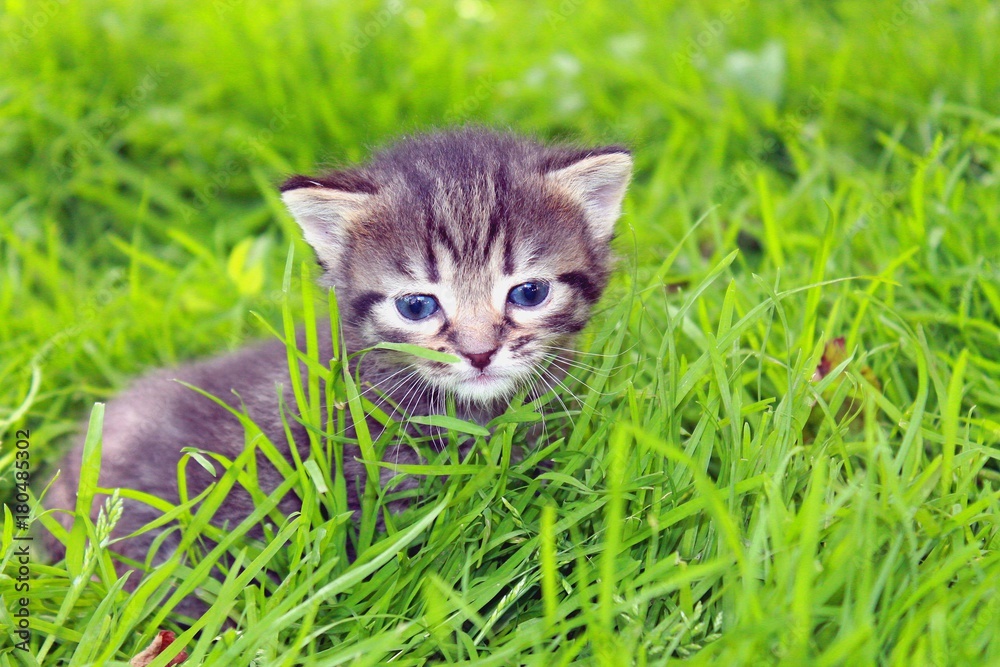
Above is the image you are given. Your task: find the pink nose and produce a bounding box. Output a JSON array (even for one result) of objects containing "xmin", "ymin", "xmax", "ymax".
[{"xmin": 463, "ymin": 349, "xmax": 497, "ymax": 371}]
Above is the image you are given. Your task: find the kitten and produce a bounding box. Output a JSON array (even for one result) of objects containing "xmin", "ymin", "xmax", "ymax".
[{"xmin": 45, "ymin": 128, "xmax": 632, "ymax": 601}]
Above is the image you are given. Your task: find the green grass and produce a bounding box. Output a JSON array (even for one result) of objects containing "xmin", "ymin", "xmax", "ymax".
[{"xmin": 2, "ymin": 0, "xmax": 999, "ymax": 664}]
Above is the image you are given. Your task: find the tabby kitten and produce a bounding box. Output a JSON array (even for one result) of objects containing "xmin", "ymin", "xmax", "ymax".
[{"xmin": 46, "ymin": 128, "xmax": 632, "ymax": 588}]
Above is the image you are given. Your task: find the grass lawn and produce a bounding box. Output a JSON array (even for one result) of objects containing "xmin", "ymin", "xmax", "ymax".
[{"xmin": 2, "ymin": 0, "xmax": 999, "ymax": 664}]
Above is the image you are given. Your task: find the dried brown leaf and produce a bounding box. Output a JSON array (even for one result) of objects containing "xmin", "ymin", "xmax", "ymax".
[{"xmin": 130, "ymin": 630, "xmax": 188, "ymax": 667}]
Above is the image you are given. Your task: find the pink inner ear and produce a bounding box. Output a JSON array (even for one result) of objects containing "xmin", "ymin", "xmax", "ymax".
[
  {"xmin": 590, "ymin": 178, "xmax": 623, "ymax": 210},
  {"xmin": 280, "ymin": 187, "xmax": 374, "ymax": 272},
  {"xmin": 546, "ymin": 153, "xmax": 632, "ymax": 240}
]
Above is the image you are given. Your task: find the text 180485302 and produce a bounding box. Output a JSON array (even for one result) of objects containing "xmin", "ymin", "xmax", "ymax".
[{"xmin": 11, "ymin": 428, "xmax": 33, "ymax": 652}]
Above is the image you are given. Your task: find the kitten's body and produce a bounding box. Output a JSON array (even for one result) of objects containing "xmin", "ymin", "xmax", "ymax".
[{"xmin": 45, "ymin": 128, "xmax": 631, "ymax": 604}]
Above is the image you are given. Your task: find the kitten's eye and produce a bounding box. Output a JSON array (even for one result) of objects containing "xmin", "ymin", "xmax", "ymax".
[
  {"xmin": 507, "ymin": 281, "xmax": 550, "ymax": 307},
  {"xmin": 395, "ymin": 295, "xmax": 439, "ymax": 320}
]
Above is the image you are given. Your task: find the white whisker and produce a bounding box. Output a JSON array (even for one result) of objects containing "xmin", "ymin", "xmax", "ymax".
[
  {"xmin": 543, "ymin": 354, "xmax": 615, "ymax": 399},
  {"xmin": 535, "ymin": 366, "xmax": 577, "ymax": 421},
  {"xmin": 367, "ymin": 369, "xmax": 421, "ymax": 442},
  {"xmin": 538, "ymin": 342, "xmax": 637, "ymax": 358},
  {"xmin": 540, "ymin": 354, "xmax": 628, "ymax": 376}
]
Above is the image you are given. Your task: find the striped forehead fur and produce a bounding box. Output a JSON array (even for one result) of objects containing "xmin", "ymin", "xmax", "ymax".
[{"xmin": 283, "ymin": 130, "xmax": 627, "ymax": 286}]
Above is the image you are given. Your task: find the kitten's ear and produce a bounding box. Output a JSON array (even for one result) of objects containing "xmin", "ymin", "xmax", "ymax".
[
  {"xmin": 544, "ymin": 148, "xmax": 633, "ymax": 242},
  {"xmin": 280, "ymin": 173, "xmax": 375, "ymax": 269}
]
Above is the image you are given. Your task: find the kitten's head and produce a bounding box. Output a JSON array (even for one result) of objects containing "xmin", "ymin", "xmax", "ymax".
[{"xmin": 280, "ymin": 129, "xmax": 631, "ymax": 404}]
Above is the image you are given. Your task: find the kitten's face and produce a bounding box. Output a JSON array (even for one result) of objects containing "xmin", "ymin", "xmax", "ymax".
[
  {"xmin": 281, "ymin": 130, "xmax": 632, "ymax": 405},
  {"xmin": 344, "ymin": 216, "xmax": 600, "ymax": 403}
]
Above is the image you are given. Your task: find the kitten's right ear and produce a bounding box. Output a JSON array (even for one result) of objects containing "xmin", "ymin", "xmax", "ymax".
[
  {"xmin": 543, "ymin": 147, "xmax": 633, "ymax": 243},
  {"xmin": 280, "ymin": 173, "xmax": 375, "ymax": 270}
]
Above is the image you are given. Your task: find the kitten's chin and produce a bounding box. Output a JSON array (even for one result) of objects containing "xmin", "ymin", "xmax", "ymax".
[{"xmin": 451, "ymin": 373, "xmax": 520, "ymax": 405}]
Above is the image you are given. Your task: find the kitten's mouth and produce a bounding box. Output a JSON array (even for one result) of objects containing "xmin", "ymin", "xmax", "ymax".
[
  {"xmin": 451, "ymin": 368, "xmax": 520, "ymax": 402},
  {"xmin": 464, "ymin": 371, "xmax": 504, "ymax": 390}
]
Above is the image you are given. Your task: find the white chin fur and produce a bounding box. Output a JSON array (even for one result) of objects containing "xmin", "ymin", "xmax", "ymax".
[
  {"xmin": 453, "ymin": 375, "xmax": 520, "ymax": 404},
  {"xmin": 417, "ymin": 368, "xmax": 522, "ymax": 404}
]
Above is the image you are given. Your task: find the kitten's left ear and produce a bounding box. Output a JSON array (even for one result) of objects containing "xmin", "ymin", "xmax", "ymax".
[
  {"xmin": 545, "ymin": 148, "xmax": 633, "ymax": 242},
  {"xmin": 280, "ymin": 172, "xmax": 376, "ymax": 271}
]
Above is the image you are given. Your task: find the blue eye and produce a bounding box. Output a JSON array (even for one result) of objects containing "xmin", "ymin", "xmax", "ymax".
[
  {"xmin": 395, "ymin": 295, "xmax": 439, "ymax": 320},
  {"xmin": 507, "ymin": 281, "xmax": 550, "ymax": 307}
]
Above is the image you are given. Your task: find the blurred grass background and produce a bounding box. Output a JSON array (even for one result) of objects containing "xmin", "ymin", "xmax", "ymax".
[{"xmin": 1, "ymin": 0, "xmax": 999, "ymax": 664}]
